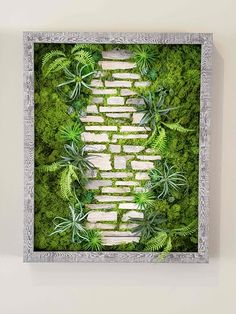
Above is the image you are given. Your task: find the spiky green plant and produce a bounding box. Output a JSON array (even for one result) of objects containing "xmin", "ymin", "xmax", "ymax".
[
  {"xmin": 149, "ymin": 161, "xmax": 188, "ymax": 199},
  {"xmin": 83, "ymin": 229, "xmax": 103, "ymax": 251},
  {"xmin": 130, "ymin": 211, "xmax": 166, "ymax": 241},
  {"xmin": 59, "ymin": 123, "xmax": 83, "ymax": 144},
  {"xmin": 56, "ymin": 62, "xmax": 95, "ymax": 102},
  {"xmin": 145, "ymin": 219, "xmax": 198, "ymax": 261},
  {"xmin": 49, "ymin": 205, "xmax": 88, "ymax": 243},
  {"xmin": 42, "ymin": 44, "xmax": 102, "ymax": 77},
  {"xmin": 134, "ymin": 191, "xmax": 156, "ymax": 210},
  {"xmin": 132, "ymin": 45, "xmax": 158, "ymax": 75}
]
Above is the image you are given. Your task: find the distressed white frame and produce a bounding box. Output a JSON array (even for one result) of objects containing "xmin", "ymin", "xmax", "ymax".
[{"xmin": 23, "ymin": 32, "xmax": 212, "ymax": 263}]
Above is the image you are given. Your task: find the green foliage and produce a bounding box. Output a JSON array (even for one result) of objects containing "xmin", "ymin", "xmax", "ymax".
[
  {"xmin": 149, "ymin": 161, "xmax": 188, "ymax": 199},
  {"xmin": 59, "ymin": 165, "xmax": 79, "ymax": 200},
  {"xmin": 50, "ymin": 205, "xmax": 88, "ymax": 243},
  {"xmin": 59, "ymin": 123, "xmax": 83, "ymax": 143},
  {"xmin": 82, "ymin": 229, "xmax": 103, "ymax": 251},
  {"xmin": 132, "ymin": 45, "xmax": 158, "ymax": 75},
  {"xmin": 134, "ymin": 191, "xmax": 156, "ymax": 210},
  {"xmin": 57, "ymin": 63, "xmax": 95, "ymax": 102}
]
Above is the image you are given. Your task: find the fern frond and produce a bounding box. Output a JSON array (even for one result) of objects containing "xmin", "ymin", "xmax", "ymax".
[
  {"xmin": 37, "ymin": 162, "xmax": 61, "ymax": 173},
  {"xmin": 158, "ymin": 237, "xmax": 172, "ymax": 261},
  {"xmin": 59, "ymin": 165, "xmax": 78, "ymax": 200},
  {"xmin": 162, "ymin": 122, "xmax": 193, "ymax": 133},
  {"xmin": 73, "ymin": 50, "xmax": 95, "ymax": 68},
  {"xmin": 145, "ymin": 232, "xmax": 168, "ymax": 251},
  {"xmin": 173, "ymin": 219, "xmax": 198, "ymax": 237},
  {"xmin": 43, "ymin": 58, "xmax": 70, "ymax": 77},
  {"xmin": 42, "ymin": 50, "xmax": 66, "ymax": 68},
  {"xmin": 151, "ymin": 127, "xmax": 167, "ymax": 153},
  {"xmin": 71, "ymin": 44, "xmax": 102, "ymax": 54}
]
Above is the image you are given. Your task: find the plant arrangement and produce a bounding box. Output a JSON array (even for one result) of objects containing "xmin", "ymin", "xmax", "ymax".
[{"xmin": 34, "ymin": 42, "xmax": 201, "ymax": 259}]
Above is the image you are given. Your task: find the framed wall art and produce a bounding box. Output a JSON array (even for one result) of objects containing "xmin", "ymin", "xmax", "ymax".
[{"xmin": 24, "ymin": 32, "xmax": 212, "ymax": 263}]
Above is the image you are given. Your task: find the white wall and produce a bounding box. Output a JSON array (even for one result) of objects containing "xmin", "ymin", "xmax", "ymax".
[{"xmin": 0, "ymin": 0, "xmax": 235, "ymax": 313}]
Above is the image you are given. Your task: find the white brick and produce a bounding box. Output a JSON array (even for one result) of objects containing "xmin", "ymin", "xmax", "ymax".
[
  {"xmin": 100, "ymin": 106, "xmax": 136, "ymax": 113},
  {"xmin": 102, "ymin": 50, "xmax": 133, "ymax": 60},
  {"xmin": 114, "ymin": 155, "xmax": 133, "ymax": 169},
  {"xmin": 102, "ymin": 237, "xmax": 140, "ymax": 245},
  {"xmin": 122, "ymin": 211, "xmax": 144, "ymax": 222},
  {"xmin": 123, "ymin": 145, "xmax": 145, "ymax": 153},
  {"xmin": 120, "ymin": 126, "xmax": 151, "ymax": 132},
  {"xmin": 86, "ymin": 105, "xmax": 98, "ymax": 114},
  {"xmin": 88, "ymin": 153, "xmax": 112, "ymax": 170},
  {"xmin": 107, "ymin": 96, "xmax": 125, "ymax": 105},
  {"xmin": 86, "ymin": 180, "xmax": 112, "ymax": 190},
  {"xmin": 80, "ymin": 116, "xmax": 104, "ymax": 123},
  {"xmin": 81, "ymin": 132, "xmax": 109, "ymax": 143},
  {"xmin": 109, "ymin": 144, "xmax": 121, "ymax": 153},
  {"xmin": 135, "ymin": 172, "xmax": 150, "ymax": 180},
  {"xmin": 134, "ymin": 81, "xmax": 151, "ymax": 87},
  {"xmin": 119, "ymin": 203, "xmax": 139, "ymax": 210},
  {"xmin": 91, "ymin": 79, "xmax": 103, "ymax": 87},
  {"xmin": 100, "ymin": 172, "xmax": 133, "ymax": 178},
  {"xmin": 87, "ymin": 211, "xmax": 117, "ymax": 223},
  {"xmin": 92, "ymin": 88, "xmax": 116, "ymax": 95},
  {"xmin": 86, "ymin": 223, "xmax": 116, "ymax": 230},
  {"xmin": 95, "ymin": 195, "xmax": 134, "ymax": 202},
  {"xmin": 91, "ymin": 97, "xmax": 103, "ymax": 104},
  {"xmin": 126, "ymin": 98, "xmax": 145, "ymax": 105},
  {"xmin": 98, "ymin": 61, "xmax": 136, "ymax": 70},
  {"xmin": 131, "ymin": 161, "xmax": 154, "ymax": 170},
  {"xmin": 132, "ymin": 112, "xmax": 145, "ymax": 124},
  {"xmin": 115, "ymin": 181, "xmax": 139, "ymax": 186},
  {"xmin": 85, "ymin": 126, "xmax": 117, "ymax": 132},
  {"xmin": 112, "ymin": 73, "xmax": 141, "ymax": 80},
  {"xmin": 86, "ymin": 204, "xmax": 115, "ymax": 210},
  {"xmin": 84, "ymin": 144, "xmax": 106, "ymax": 152},
  {"xmin": 101, "ymin": 231, "xmax": 136, "ymax": 237},
  {"xmin": 137, "ymin": 155, "xmax": 161, "ymax": 161},
  {"xmin": 120, "ymin": 223, "xmax": 138, "ymax": 229},
  {"xmin": 101, "ymin": 187, "xmax": 131, "ymax": 193},
  {"xmin": 86, "ymin": 169, "xmax": 98, "ymax": 178},
  {"xmin": 113, "ymin": 134, "xmax": 148, "ymax": 141},
  {"xmin": 105, "ymin": 80, "xmax": 131, "ymax": 88},
  {"xmin": 106, "ymin": 113, "xmax": 130, "ymax": 119},
  {"xmin": 134, "ymin": 187, "xmax": 147, "ymax": 193},
  {"xmin": 145, "ymin": 148, "xmax": 155, "ymax": 153},
  {"xmin": 93, "ymin": 71, "xmax": 103, "ymax": 78},
  {"xmin": 120, "ymin": 89, "xmax": 137, "ymax": 96}
]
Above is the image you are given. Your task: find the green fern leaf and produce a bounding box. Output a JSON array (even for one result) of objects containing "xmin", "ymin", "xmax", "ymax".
[
  {"xmin": 162, "ymin": 122, "xmax": 193, "ymax": 133},
  {"xmin": 59, "ymin": 165, "xmax": 79, "ymax": 200},
  {"xmin": 37, "ymin": 162, "xmax": 61, "ymax": 173},
  {"xmin": 71, "ymin": 44, "xmax": 102, "ymax": 54},
  {"xmin": 73, "ymin": 50, "xmax": 95, "ymax": 68},
  {"xmin": 151, "ymin": 127, "xmax": 167, "ymax": 153},
  {"xmin": 158, "ymin": 237, "xmax": 172, "ymax": 261},
  {"xmin": 42, "ymin": 50, "xmax": 66, "ymax": 69},
  {"xmin": 173, "ymin": 219, "xmax": 198, "ymax": 237},
  {"xmin": 43, "ymin": 58, "xmax": 70, "ymax": 77},
  {"xmin": 145, "ymin": 231, "xmax": 168, "ymax": 251}
]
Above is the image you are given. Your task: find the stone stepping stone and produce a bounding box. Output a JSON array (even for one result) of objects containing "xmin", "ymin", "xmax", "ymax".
[
  {"xmin": 98, "ymin": 61, "xmax": 136, "ymax": 70},
  {"xmin": 88, "ymin": 153, "xmax": 112, "ymax": 170},
  {"xmin": 102, "ymin": 237, "xmax": 140, "ymax": 246},
  {"xmin": 100, "ymin": 172, "xmax": 133, "ymax": 178},
  {"xmin": 101, "ymin": 231, "xmax": 137, "ymax": 237},
  {"xmin": 86, "ymin": 180, "xmax": 112, "ymax": 190},
  {"xmin": 131, "ymin": 160, "xmax": 155, "ymax": 170},
  {"xmin": 91, "ymin": 97, "xmax": 103, "ymax": 104},
  {"xmin": 135, "ymin": 172, "xmax": 150, "ymax": 180},
  {"xmin": 119, "ymin": 223, "xmax": 138, "ymax": 229},
  {"xmin": 84, "ymin": 144, "xmax": 106, "ymax": 152},
  {"xmin": 106, "ymin": 113, "xmax": 130, "ymax": 119},
  {"xmin": 122, "ymin": 211, "xmax": 144, "ymax": 222},
  {"xmin": 112, "ymin": 134, "xmax": 148, "ymax": 141},
  {"xmin": 107, "ymin": 96, "xmax": 125, "ymax": 105},
  {"xmin": 101, "ymin": 187, "xmax": 131, "ymax": 194},
  {"xmin": 120, "ymin": 126, "xmax": 151, "ymax": 132},
  {"xmin": 95, "ymin": 195, "xmax": 134, "ymax": 202},
  {"xmin": 87, "ymin": 211, "xmax": 117, "ymax": 223},
  {"xmin": 119, "ymin": 203, "xmax": 139, "ymax": 210},
  {"xmin": 85, "ymin": 126, "xmax": 117, "ymax": 132},
  {"xmin": 132, "ymin": 112, "xmax": 145, "ymax": 124},
  {"xmin": 86, "ymin": 169, "xmax": 98, "ymax": 178},
  {"xmin": 102, "ymin": 50, "xmax": 133, "ymax": 60},
  {"xmin": 120, "ymin": 89, "xmax": 137, "ymax": 96},
  {"xmin": 134, "ymin": 81, "xmax": 151, "ymax": 87},
  {"xmin": 115, "ymin": 181, "xmax": 139, "ymax": 186},
  {"xmin": 80, "ymin": 116, "xmax": 104, "ymax": 123},
  {"xmin": 109, "ymin": 145, "xmax": 121, "ymax": 153},
  {"xmin": 86, "ymin": 223, "xmax": 116, "ymax": 230},
  {"xmin": 92, "ymin": 88, "xmax": 117, "ymax": 95},
  {"xmin": 114, "ymin": 155, "xmax": 133, "ymax": 169},
  {"xmin": 123, "ymin": 145, "xmax": 145, "ymax": 153},
  {"xmin": 91, "ymin": 79, "xmax": 104, "ymax": 87},
  {"xmin": 81, "ymin": 132, "xmax": 109, "ymax": 143},
  {"xmin": 136, "ymin": 155, "xmax": 161, "ymax": 161},
  {"xmin": 85, "ymin": 105, "xmax": 98, "ymax": 114},
  {"xmin": 105, "ymin": 80, "xmax": 132, "ymax": 88},
  {"xmin": 126, "ymin": 98, "xmax": 145, "ymax": 105},
  {"xmin": 112, "ymin": 73, "xmax": 141, "ymax": 80},
  {"xmin": 100, "ymin": 106, "xmax": 136, "ymax": 113},
  {"xmin": 86, "ymin": 204, "xmax": 115, "ymax": 210}
]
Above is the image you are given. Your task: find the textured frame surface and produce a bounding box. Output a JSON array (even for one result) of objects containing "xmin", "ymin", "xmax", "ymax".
[{"xmin": 23, "ymin": 32, "xmax": 212, "ymax": 263}]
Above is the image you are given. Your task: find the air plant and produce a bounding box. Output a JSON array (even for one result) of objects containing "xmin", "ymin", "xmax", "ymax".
[
  {"xmin": 134, "ymin": 191, "xmax": 156, "ymax": 210},
  {"xmin": 49, "ymin": 204, "xmax": 88, "ymax": 243},
  {"xmin": 59, "ymin": 123, "xmax": 83, "ymax": 144},
  {"xmin": 56, "ymin": 62, "xmax": 96, "ymax": 102},
  {"xmin": 83, "ymin": 229, "xmax": 103, "ymax": 251},
  {"xmin": 149, "ymin": 161, "xmax": 188, "ymax": 199},
  {"xmin": 132, "ymin": 45, "xmax": 158, "ymax": 75}
]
